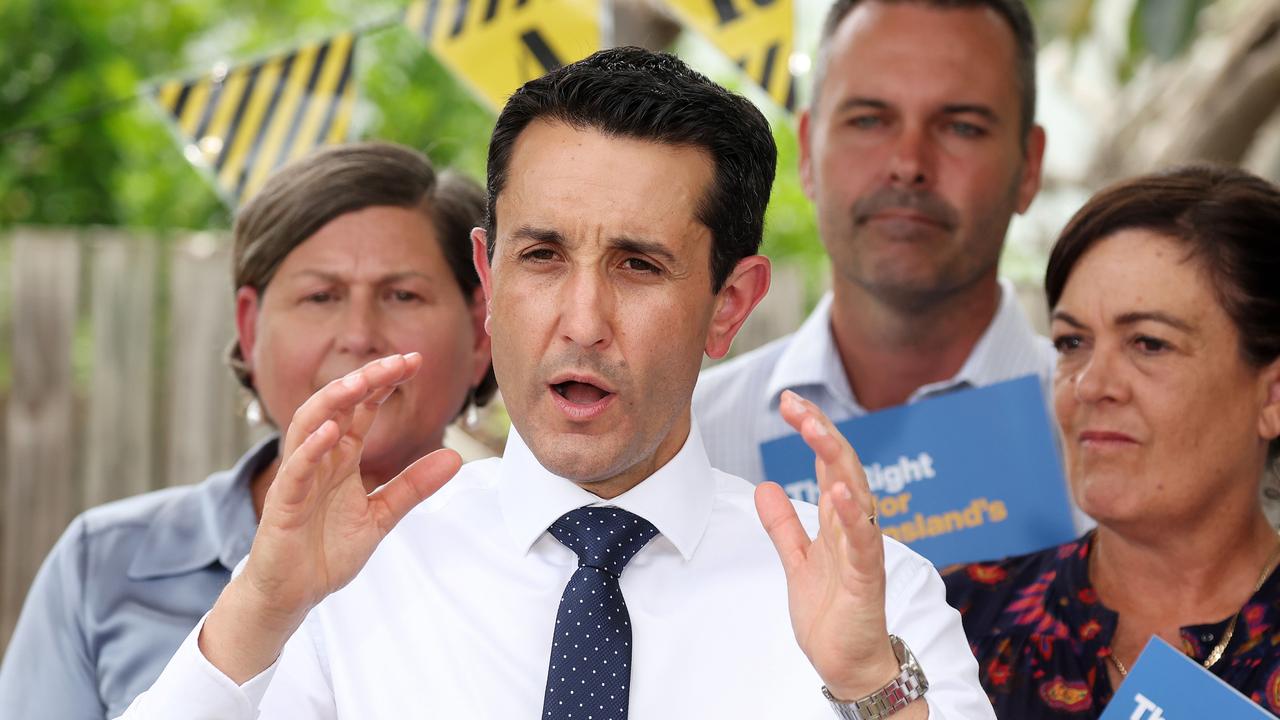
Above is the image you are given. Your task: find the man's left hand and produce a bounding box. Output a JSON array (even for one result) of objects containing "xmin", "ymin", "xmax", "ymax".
[{"xmin": 756, "ymin": 390, "xmax": 912, "ymax": 706}]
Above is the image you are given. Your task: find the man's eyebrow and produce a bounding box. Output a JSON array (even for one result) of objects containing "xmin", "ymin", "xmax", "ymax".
[
  {"xmin": 940, "ymin": 104, "xmax": 1000, "ymax": 124},
  {"xmin": 833, "ymin": 97, "xmax": 889, "ymax": 114},
  {"xmin": 1050, "ymin": 309, "xmax": 1196, "ymax": 333},
  {"xmin": 832, "ymin": 99, "xmax": 1000, "ymax": 124},
  {"xmin": 610, "ymin": 236, "xmax": 678, "ymax": 264},
  {"xmin": 509, "ymin": 226, "xmax": 565, "ymax": 245}
]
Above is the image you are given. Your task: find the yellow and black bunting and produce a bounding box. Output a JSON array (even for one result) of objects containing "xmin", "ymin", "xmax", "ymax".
[
  {"xmin": 404, "ymin": 0, "xmax": 599, "ymax": 110},
  {"xmin": 664, "ymin": 0, "xmax": 796, "ymax": 113},
  {"xmin": 152, "ymin": 32, "xmax": 358, "ymax": 205}
]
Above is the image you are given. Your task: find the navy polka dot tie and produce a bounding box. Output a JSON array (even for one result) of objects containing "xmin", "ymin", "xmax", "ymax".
[{"xmin": 542, "ymin": 506, "xmax": 659, "ymax": 720}]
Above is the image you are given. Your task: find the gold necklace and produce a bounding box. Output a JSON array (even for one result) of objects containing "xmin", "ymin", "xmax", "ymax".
[{"xmin": 1097, "ymin": 531, "xmax": 1280, "ymax": 679}]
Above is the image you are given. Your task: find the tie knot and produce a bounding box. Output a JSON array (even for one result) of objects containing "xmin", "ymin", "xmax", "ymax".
[{"xmin": 549, "ymin": 507, "xmax": 658, "ymax": 576}]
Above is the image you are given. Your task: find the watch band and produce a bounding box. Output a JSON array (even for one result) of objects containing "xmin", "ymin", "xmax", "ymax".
[{"xmin": 822, "ymin": 635, "xmax": 929, "ymax": 720}]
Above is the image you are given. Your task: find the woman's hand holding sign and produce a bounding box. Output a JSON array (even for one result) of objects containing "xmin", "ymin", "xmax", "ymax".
[{"xmin": 756, "ymin": 391, "xmax": 927, "ymax": 717}]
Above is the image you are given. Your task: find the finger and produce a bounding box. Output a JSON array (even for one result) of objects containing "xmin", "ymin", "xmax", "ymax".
[
  {"xmin": 783, "ymin": 392, "xmax": 876, "ymax": 515},
  {"xmin": 830, "ymin": 481, "xmax": 882, "ymax": 555},
  {"xmin": 755, "ymin": 482, "xmax": 811, "ymax": 578},
  {"xmin": 271, "ymin": 419, "xmax": 341, "ymax": 508},
  {"xmin": 281, "ymin": 372, "xmax": 369, "ymax": 461},
  {"xmin": 283, "ymin": 354, "xmax": 421, "ymax": 459},
  {"xmin": 348, "ymin": 353, "xmax": 424, "ymax": 443},
  {"xmin": 369, "ymin": 448, "xmax": 463, "ymax": 536}
]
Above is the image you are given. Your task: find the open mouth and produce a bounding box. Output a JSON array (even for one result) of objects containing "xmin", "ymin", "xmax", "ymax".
[{"xmin": 551, "ymin": 380, "xmax": 612, "ymax": 405}]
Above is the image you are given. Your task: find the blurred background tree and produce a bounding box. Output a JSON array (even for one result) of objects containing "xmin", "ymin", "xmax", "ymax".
[{"xmin": 0, "ymin": 0, "xmax": 493, "ymax": 231}]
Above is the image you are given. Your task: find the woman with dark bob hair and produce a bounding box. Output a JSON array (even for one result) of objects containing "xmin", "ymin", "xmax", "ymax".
[{"xmin": 944, "ymin": 164, "xmax": 1280, "ymax": 718}]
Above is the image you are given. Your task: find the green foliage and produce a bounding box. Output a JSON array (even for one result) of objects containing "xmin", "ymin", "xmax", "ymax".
[
  {"xmin": 760, "ymin": 119, "xmax": 827, "ymax": 304},
  {"xmin": 1023, "ymin": 0, "xmax": 1212, "ymax": 83},
  {"xmin": 0, "ymin": 0, "xmax": 485, "ymax": 230},
  {"xmin": 1025, "ymin": 0, "xmax": 1097, "ymax": 45},
  {"xmin": 0, "ymin": 0, "xmax": 823, "ymax": 297},
  {"xmin": 358, "ymin": 26, "xmax": 492, "ymax": 183},
  {"xmin": 1123, "ymin": 0, "xmax": 1211, "ymax": 80}
]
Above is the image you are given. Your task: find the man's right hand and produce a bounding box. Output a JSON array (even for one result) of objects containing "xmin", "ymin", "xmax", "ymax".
[{"xmin": 198, "ymin": 353, "xmax": 463, "ymax": 683}]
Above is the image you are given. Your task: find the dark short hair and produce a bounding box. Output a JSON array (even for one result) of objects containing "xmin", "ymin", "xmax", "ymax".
[
  {"xmin": 812, "ymin": 0, "xmax": 1038, "ymax": 139},
  {"xmin": 230, "ymin": 141, "xmax": 496, "ymax": 409},
  {"xmin": 1045, "ymin": 164, "xmax": 1280, "ymax": 462},
  {"xmin": 483, "ymin": 46, "xmax": 778, "ymax": 292}
]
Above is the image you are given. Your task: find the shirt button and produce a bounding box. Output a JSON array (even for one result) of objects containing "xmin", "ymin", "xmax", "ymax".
[{"xmin": 1201, "ymin": 632, "xmax": 1215, "ymax": 643}]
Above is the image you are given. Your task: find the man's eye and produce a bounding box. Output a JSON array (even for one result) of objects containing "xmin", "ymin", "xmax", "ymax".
[
  {"xmin": 848, "ymin": 115, "xmax": 881, "ymax": 129},
  {"xmin": 390, "ymin": 290, "xmax": 422, "ymax": 302},
  {"xmin": 306, "ymin": 291, "xmax": 334, "ymax": 304},
  {"xmin": 522, "ymin": 248, "xmax": 557, "ymax": 262},
  {"xmin": 947, "ymin": 121, "xmax": 986, "ymax": 138},
  {"xmin": 623, "ymin": 258, "xmax": 661, "ymax": 274}
]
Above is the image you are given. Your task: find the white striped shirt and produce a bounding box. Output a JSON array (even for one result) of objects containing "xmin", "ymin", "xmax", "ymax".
[{"xmin": 693, "ymin": 278, "xmax": 1058, "ymax": 487}]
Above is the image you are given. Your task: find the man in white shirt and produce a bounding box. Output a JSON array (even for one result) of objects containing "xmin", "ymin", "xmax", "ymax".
[
  {"xmin": 118, "ymin": 48, "xmax": 993, "ymax": 719},
  {"xmin": 695, "ymin": 0, "xmax": 1056, "ymax": 486}
]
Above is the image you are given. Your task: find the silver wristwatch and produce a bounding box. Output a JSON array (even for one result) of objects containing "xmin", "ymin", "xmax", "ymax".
[{"xmin": 822, "ymin": 635, "xmax": 929, "ymax": 720}]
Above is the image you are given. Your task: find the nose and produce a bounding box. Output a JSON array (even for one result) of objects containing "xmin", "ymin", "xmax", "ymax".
[
  {"xmin": 335, "ymin": 292, "xmax": 387, "ymax": 358},
  {"xmin": 558, "ymin": 267, "xmax": 613, "ymax": 350},
  {"xmin": 1071, "ymin": 343, "xmax": 1129, "ymax": 406},
  {"xmin": 887, "ymin": 123, "xmax": 932, "ymax": 189}
]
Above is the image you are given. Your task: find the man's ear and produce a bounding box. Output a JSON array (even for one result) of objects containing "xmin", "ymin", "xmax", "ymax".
[
  {"xmin": 1259, "ymin": 356, "xmax": 1280, "ymax": 442},
  {"xmin": 467, "ymin": 284, "xmax": 493, "ymax": 386},
  {"xmin": 797, "ymin": 109, "xmax": 817, "ymax": 202},
  {"xmin": 471, "ymin": 227, "xmax": 494, "ymax": 336},
  {"xmin": 1015, "ymin": 124, "xmax": 1047, "ymax": 214},
  {"xmin": 705, "ymin": 255, "xmax": 771, "ymax": 360},
  {"xmin": 234, "ymin": 286, "xmax": 261, "ymax": 375}
]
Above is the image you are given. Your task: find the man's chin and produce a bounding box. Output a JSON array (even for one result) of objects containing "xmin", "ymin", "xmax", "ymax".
[{"xmin": 524, "ymin": 434, "xmax": 630, "ymax": 485}]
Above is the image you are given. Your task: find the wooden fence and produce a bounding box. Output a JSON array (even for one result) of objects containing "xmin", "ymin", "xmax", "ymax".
[{"xmin": 0, "ymin": 227, "xmax": 268, "ymax": 654}]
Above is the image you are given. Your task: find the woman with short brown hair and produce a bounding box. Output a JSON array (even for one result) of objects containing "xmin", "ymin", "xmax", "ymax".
[
  {"xmin": 945, "ymin": 164, "xmax": 1280, "ymax": 718},
  {"xmin": 0, "ymin": 142, "xmax": 493, "ymax": 718}
]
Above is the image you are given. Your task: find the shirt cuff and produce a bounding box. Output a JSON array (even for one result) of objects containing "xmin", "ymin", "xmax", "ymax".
[{"xmin": 115, "ymin": 614, "xmax": 280, "ymax": 720}]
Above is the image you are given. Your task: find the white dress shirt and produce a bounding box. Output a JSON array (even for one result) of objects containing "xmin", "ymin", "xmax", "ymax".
[
  {"xmin": 118, "ymin": 423, "xmax": 994, "ymax": 719},
  {"xmin": 694, "ymin": 279, "xmax": 1058, "ymax": 487}
]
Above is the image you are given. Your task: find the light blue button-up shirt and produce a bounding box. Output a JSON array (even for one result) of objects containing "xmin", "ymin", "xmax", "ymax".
[{"xmin": 0, "ymin": 435, "xmax": 276, "ymax": 719}]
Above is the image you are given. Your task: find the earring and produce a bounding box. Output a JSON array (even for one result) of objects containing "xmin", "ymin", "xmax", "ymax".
[
  {"xmin": 245, "ymin": 397, "xmax": 264, "ymax": 426},
  {"xmin": 465, "ymin": 387, "xmax": 481, "ymax": 429}
]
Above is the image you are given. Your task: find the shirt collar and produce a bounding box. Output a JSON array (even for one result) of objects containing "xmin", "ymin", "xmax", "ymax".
[
  {"xmin": 127, "ymin": 434, "xmax": 277, "ymax": 580},
  {"xmin": 936, "ymin": 278, "xmax": 1046, "ymax": 393},
  {"xmin": 498, "ymin": 420, "xmax": 715, "ymax": 563},
  {"xmin": 764, "ymin": 292, "xmax": 851, "ymax": 410},
  {"xmin": 764, "ymin": 279, "xmax": 1045, "ymax": 411}
]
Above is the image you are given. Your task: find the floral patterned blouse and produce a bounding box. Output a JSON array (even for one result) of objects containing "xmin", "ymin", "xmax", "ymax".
[{"xmin": 942, "ymin": 532, "xmax": 1280, "ymax": 718}]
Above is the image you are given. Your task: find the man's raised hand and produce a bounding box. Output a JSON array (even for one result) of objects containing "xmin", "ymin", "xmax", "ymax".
[
  {"xmin": 200, "ymin": 353, "xmax": 462, "ymax": 683},
  {"xmin": 756, "ymin": 391, "xmax": 917, "ymax": 711}
]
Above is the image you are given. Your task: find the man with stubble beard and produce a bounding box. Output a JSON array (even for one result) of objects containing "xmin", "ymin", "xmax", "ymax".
[{"xmin": 695, "ymin": 0, "xmax": 1057, "ymax": 491}]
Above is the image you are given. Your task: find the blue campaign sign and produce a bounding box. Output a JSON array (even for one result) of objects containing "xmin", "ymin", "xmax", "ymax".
[
  {"xmin": 1099, "ymin": 637, "xmax": 1275, "ymax": 719},
  {"xmin": 759, "ymin": 375, "xmax": 1075, "ymax": 567}
]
